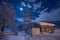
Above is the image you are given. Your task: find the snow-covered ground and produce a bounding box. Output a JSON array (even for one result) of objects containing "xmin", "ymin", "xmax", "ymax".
[
  {"xmin": 0, "ymin": 31, "xmax": 30, "ymax": 40},
  {"xmin": 0, "ymin": 29, "xmax": 60, "ymax": 40}
]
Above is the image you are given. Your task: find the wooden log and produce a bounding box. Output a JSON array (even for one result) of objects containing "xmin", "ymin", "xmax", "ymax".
[
  {"xmin": 0, "ymin": 32, "xmax": 18, "ymax": 36},
  {"xmin": 32, "ymin": 28, "xmax": 40, "ymax": 36}
]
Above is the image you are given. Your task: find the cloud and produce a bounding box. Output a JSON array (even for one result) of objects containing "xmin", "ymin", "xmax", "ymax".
[
  {"xmin": 16, "ymin": 18, "xmax": 23, "ymax": 22},
  {"xmin": 34, "ymin": 7, "xmax": 60, "ymax": 22},
  {"xmin": 33, "ymin": 4, "xmax": 38, "ymax": 11},
  {"xmin": 27, "ymin": 3, "xmax": 32, "ymax": 8},
  {"xmin": 32, "ymin": 1, "xmax": 42, "ymax": 11},
  {"xmin": 29, "ymin": 0, "xmax": 36, "ymax": 2},
  {"xmin": 21, "ymin": 2, "xmax": 26, "ymax": 7},
  {"xmin": 37, "ymin": 1, "xmax": 42, "ymax": 8}
]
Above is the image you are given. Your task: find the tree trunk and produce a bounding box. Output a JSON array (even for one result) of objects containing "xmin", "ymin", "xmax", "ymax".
[
  {"xmin": 1, "ymin": 19, "xmax": 5, "ymax": 33},
  {"xmin": 1, "ymin": 26, "xmax": 5, "ymax": 33}
]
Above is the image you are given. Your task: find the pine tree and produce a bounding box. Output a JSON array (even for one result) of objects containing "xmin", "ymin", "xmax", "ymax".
[{"xmin": 23, "ymin": 9, "xmax": 32, "ymax": 34}]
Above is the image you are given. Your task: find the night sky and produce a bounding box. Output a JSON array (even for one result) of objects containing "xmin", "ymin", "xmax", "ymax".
[{"xmin": 0, "ymin": 0, "xmax": 60, "ymax": 25}]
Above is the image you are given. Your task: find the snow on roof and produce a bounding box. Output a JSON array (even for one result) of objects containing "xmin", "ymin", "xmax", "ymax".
[{"xmin": 38, "ymin": 22, "xmax": 55, "ymax": 26}]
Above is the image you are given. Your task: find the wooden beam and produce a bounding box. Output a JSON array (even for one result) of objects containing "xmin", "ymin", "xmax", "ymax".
[{"xmin": 0, "ymin": 32, "xmax": 18, "ymax": 36}]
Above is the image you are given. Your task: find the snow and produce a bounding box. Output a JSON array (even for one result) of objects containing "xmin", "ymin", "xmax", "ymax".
[{"xmin": 0, "ymin": 29, "xmax": 60, "ymax": 40}]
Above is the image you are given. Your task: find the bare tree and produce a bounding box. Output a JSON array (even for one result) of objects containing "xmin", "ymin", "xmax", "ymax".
[{"xmin": 0, "ymin": 1, "xmax": 17, "ymax": 33}]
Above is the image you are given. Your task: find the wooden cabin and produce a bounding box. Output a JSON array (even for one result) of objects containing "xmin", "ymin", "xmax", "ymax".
[
  {"xmin": 32, "ymin": 22, "xmax": 55, "ymax": 35},
  {"xmin": 39, "ymin": 22, "xmax": 55, "ymax": 33}
]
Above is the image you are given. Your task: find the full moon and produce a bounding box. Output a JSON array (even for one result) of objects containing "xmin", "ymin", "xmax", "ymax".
[{"xmin": 20, "ymin": 8, "xmax": 23, "ymax": 11}]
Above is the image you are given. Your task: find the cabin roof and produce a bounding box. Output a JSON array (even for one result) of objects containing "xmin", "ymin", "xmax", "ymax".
[{"xmin": 38, "ymin": 22, "xmax": 55, "ymax": 26}]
